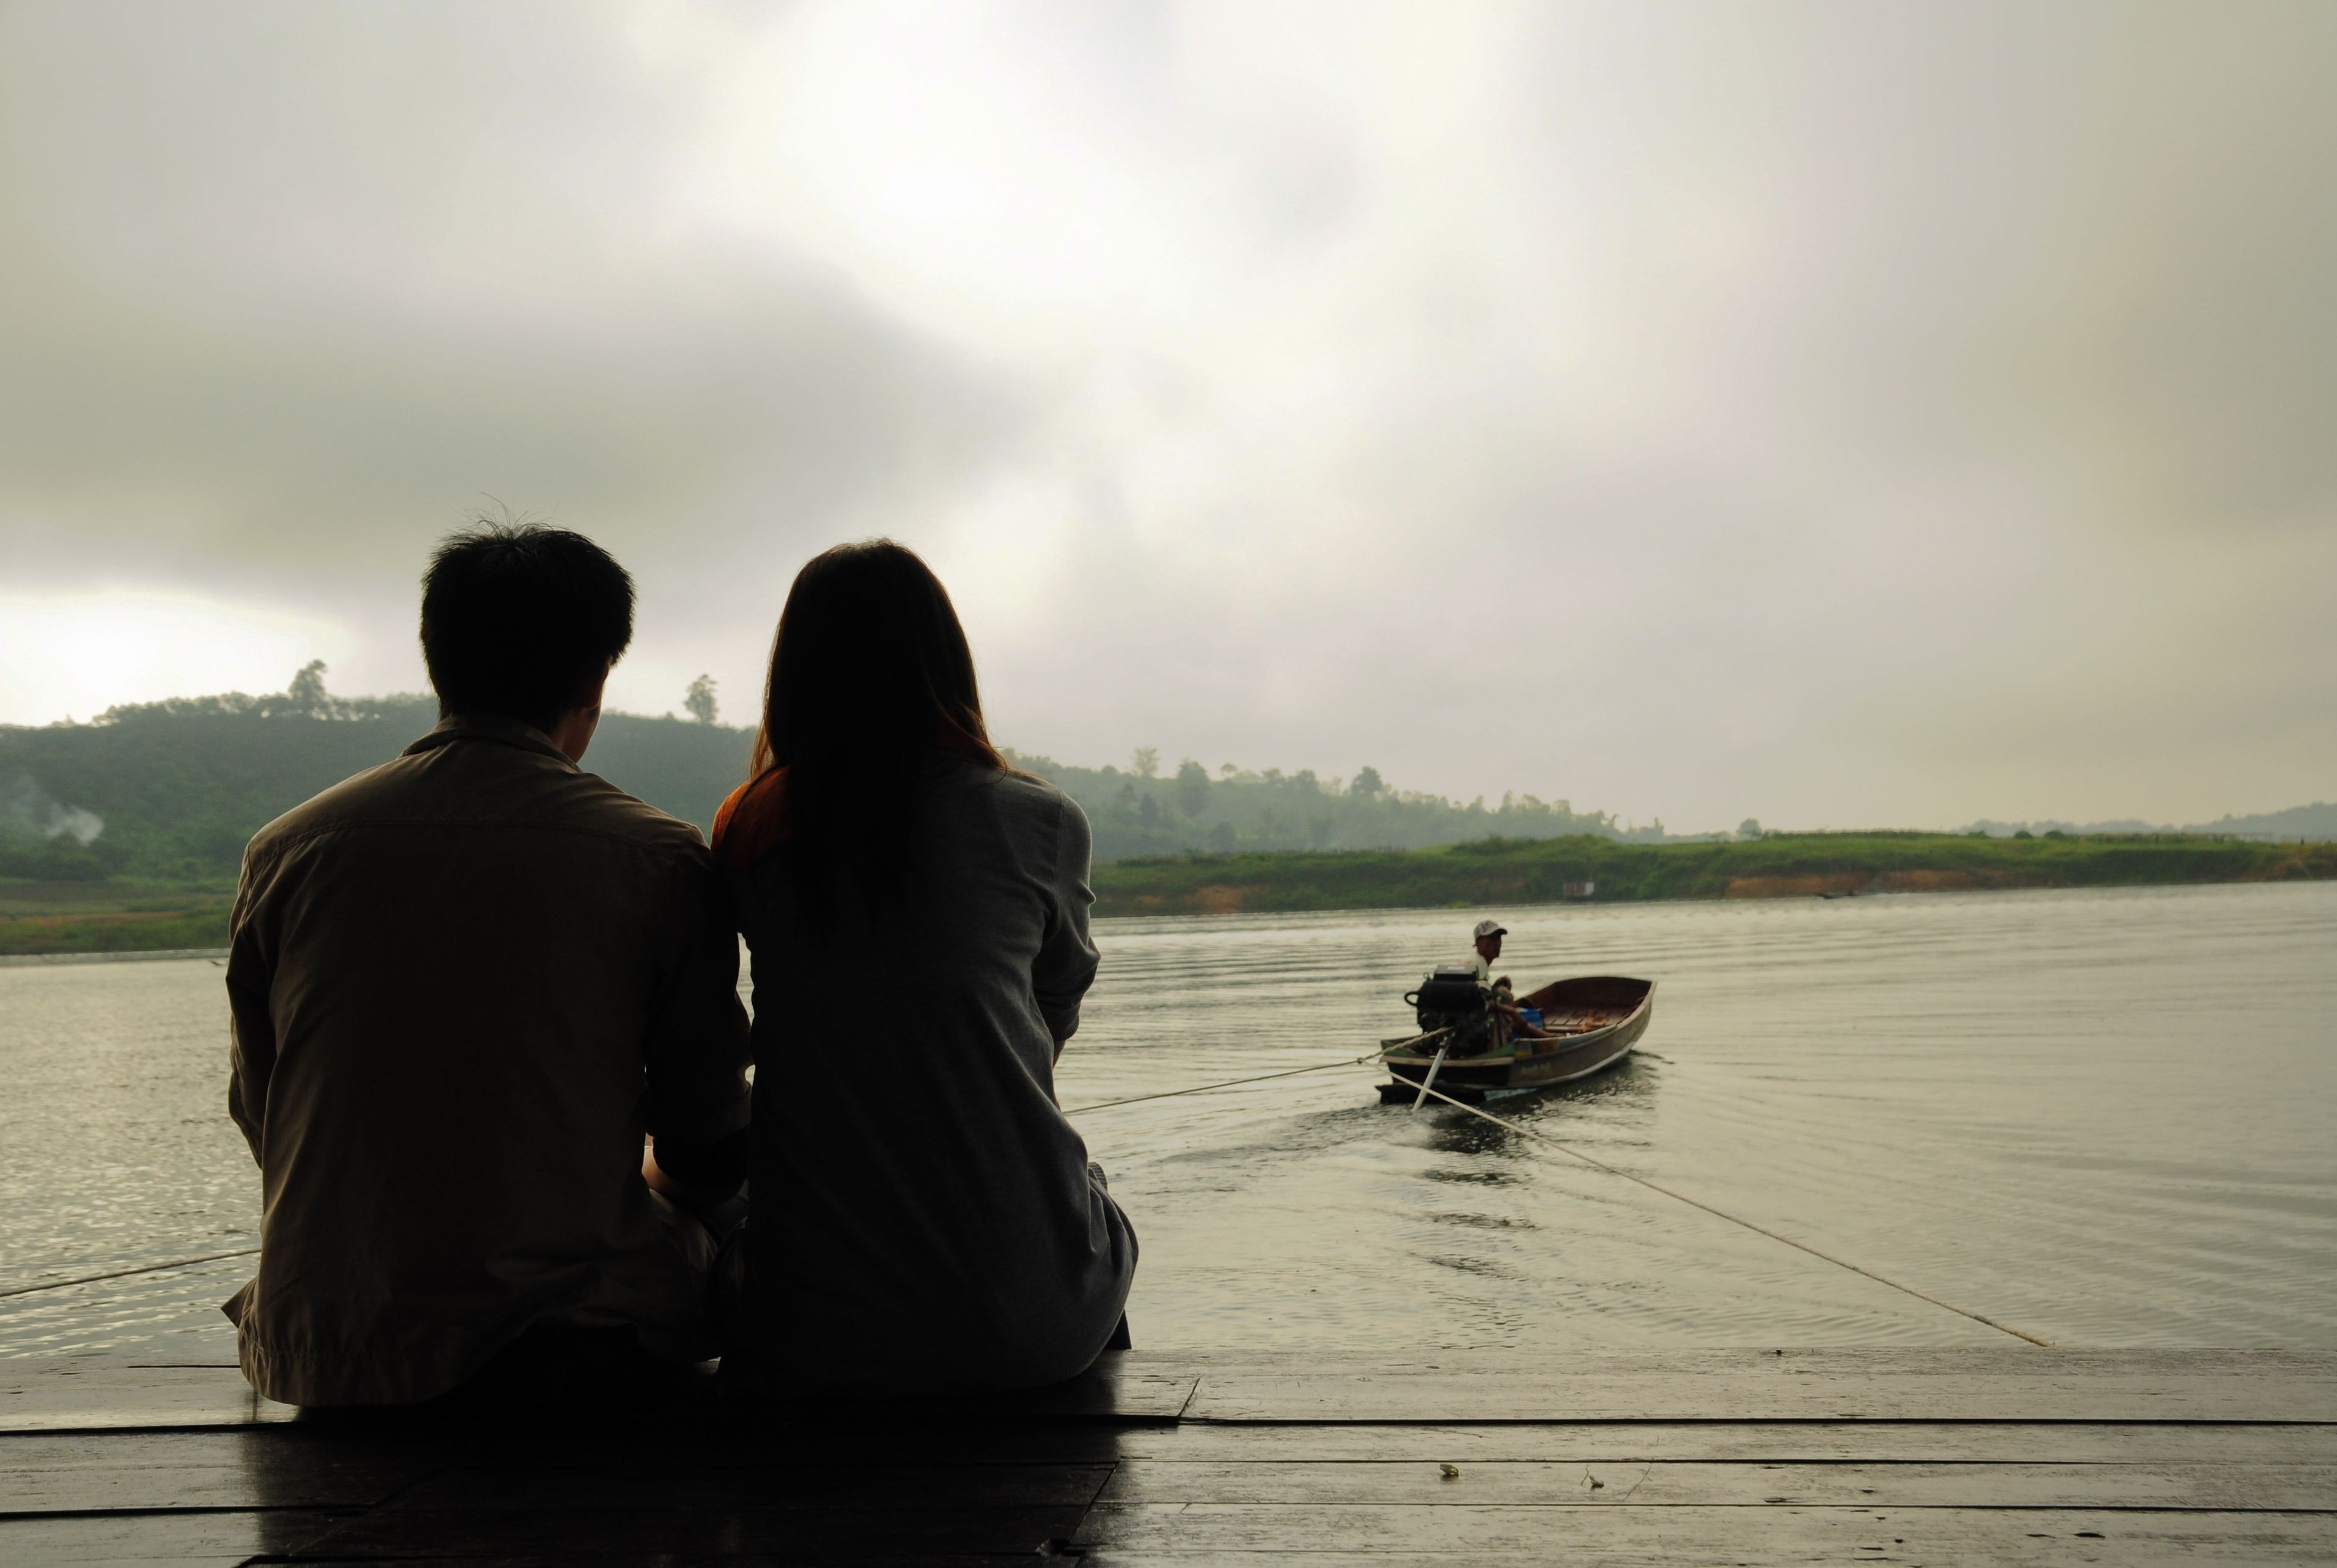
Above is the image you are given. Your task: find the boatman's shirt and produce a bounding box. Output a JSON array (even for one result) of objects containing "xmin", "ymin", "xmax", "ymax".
[
  {"xmin": 222, "ymin": 716, "xmax": 752, "ymax": 1408},
  {"xmin": 1462, "ymin": 951, "xmax": 1491, "ymax": 983}
]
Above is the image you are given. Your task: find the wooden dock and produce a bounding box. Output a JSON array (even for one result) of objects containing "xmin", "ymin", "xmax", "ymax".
[{"xmin": 2, "ymin": 1348, "xmax": 2331, "ymax": 1563}]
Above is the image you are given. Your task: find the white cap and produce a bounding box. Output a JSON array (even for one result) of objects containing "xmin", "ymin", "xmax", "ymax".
[{"xmin": 1473, "ymin": 918, "xmax": 1507, "ymax": 940}]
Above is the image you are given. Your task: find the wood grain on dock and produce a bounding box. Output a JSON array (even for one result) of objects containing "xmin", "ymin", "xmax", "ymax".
[{"xmin": 1, "ymin": 1349, "xmax": 2330, "ymax": 1564}]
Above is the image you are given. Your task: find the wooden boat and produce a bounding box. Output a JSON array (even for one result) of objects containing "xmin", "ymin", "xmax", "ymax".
[{"xmin": 1378, "ymin": 975, "xmax": 1655, "ymax": 1105}]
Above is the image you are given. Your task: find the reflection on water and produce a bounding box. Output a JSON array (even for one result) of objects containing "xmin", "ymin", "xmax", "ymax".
[{"xmin": 3, "ymin": 881, "xmax": 2333, "ymax": 1356}]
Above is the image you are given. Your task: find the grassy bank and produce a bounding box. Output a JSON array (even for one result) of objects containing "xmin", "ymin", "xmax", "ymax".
[
  {"xmin": 9, "ymin": 833, "xmax": 2330, "ymax": 951},
  {"xmin": 1090, "ymin": 833, "xmax": 2337, "ymax": 917},
  {"xmin": 0, "ymin": 881, "xmax": 232, "ymax": 956}
]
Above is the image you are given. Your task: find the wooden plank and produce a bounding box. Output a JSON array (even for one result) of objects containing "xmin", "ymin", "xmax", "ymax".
[
  {"xmin": 1075, "ymin": 1502, "xmax": 2337, "ymax": 1562},
  {"xmin": 378, "ymin": 1460, "xmax": 1113, "ymax": 1511},
  {"xmin": 8, "ymin": 1350, "xmax": 2317, "ymax": 1433},
  {"xmin": 1118, "ymin": 1348, "xmax": 2337, "ymax": 1377},
  {"xmin": 296, "ymin": 1561, "xmax": 1053, "ymax": 1567},
  {"xmin": 0, "ymin": 1429, "xmax": 443, "ymax": 1513},
  {"xmin": 1182, "ymin": 1369, "xmax": 2337, "ymax": 1424},
  {"xmin": 292, "ymin": 1503, "xmax": 1096, "ymax": 1559},
  {"xmin": 0, "ymin": 1363, "xmax": 293, "ymax": 1434},
  {"xmin": 664, "ymin": 1422, "xmax": 1133, "ymax": 1466},
  {"xmin": 8, "ymin": 1411, "xmax": 2321, "ymax": 1516},
  {"xmin": 0, "ymin": 1352, "xmax": 1188, "ymax": 1434},
  {"xmin": 612, "ymin": 1416, "xmax": 2337, "ymax": 1467},
  {"xmin": 1095, "ymin": 1421, "xmax": 2337, "ymax": 1467},
  {"xmin": 0, "ymin": 1508, "xmax": 344, "ymax": 1564},
  {"xmin": 606, "ymin": 1419, "xmax": 2337, "ymax": 1467},
  {"xmin": 777, "ymin": 1354, "xmax": 1193, "ymax": 1425},
  {"xmin": 1097, "ymin": 1458, "xmax": 2337, "ymax": 1510}
]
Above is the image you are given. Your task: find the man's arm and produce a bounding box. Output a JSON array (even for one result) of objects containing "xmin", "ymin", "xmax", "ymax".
[
  {"xmin": 644, "ymin": 1126, "xmax": 751, "ymax": 1206},
  {"xmin": 640, "ymin": 851, "xmax": 753, "ymax": 1202},
  {"xmin": 224, "ymin": 855, "xmax": 277, "ymax": 1166}
]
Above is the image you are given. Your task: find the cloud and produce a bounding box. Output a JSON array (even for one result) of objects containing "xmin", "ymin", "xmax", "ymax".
[
  {"xmin": 0, "ymin": 2, "xmax": 1030, "ymax": 588},
  {"xmin": 2, "ymin": 0, "xmax": 2331, "ymax": 828}
]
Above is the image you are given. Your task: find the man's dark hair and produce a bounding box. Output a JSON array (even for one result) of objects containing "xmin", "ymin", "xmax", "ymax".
[{"xmin": 419, "ymin": 523, "xmax": 635, "ymax": 732}]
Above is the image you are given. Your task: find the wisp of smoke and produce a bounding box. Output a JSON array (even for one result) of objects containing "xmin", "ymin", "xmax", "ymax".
[{"xmin": 3, "ymin": 775, "xmax": 104, "ymax": 845}]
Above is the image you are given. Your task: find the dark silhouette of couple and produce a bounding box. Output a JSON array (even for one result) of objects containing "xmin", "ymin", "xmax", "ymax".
[{"xmin": 224, "ymin": 525, "xmax": 1135, "ymax": 1408}]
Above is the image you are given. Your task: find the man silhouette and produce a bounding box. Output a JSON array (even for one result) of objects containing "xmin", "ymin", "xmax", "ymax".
[{"xmin": 223, "ymin": 523, "xmax": 750, "ymax": 1407}]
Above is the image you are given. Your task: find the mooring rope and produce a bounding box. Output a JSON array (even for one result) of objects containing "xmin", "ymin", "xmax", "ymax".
[
  {"xmin": 1063, "ymin": 1054, "xmax": 1381, "ymax": 1113},
  {"xmin": 1066, "ymin": 1045, "xmax": 2053, "ymax": 1348},
  {"xmin": 1395, "ymin": 1072, "xmax": 2053, "ymax": 1347},
  {"xmin": 0, "ymin": 1247, "xmax": 261, "ymax": 1301},
  {"xmin": 12, "ymin": 1053, "xmax": 2050, "ymax": 1348}
]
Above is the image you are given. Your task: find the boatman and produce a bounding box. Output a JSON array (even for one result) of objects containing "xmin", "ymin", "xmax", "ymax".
[
  {"xmin": 1466, "ymin": 918, "xmax": 1547, "ymax": 1040},
  {"xmin": 1466, "ymin": 917, "xmax": 1509, "ymax": 989}
]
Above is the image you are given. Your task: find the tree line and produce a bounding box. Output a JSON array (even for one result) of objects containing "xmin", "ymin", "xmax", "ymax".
[
  {"xmin": 1005, "ymin": 747, "xmax": 1673, "ymax": 862},
  {"xmin": 1, "ymin": 670, "xmax": 1659, "ymax": 884}
]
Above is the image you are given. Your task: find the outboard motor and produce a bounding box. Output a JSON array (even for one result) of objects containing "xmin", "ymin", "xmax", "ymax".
[{"xmin": 1405, "ymin": 965, "xmax": 1494, "ymax": 1056}]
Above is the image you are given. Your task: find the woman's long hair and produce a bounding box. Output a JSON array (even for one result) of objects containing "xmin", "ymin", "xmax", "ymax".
[{"xmin": 750, "ymin": 540, "xmax": 1005, "ymax": 925}]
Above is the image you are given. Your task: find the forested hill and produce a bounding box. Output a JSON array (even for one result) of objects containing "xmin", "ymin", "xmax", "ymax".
[
  {"xmin": 0, "ymin": 676, "xmax": 1649, "ymax": 883},
  {"xmin": 999, "ymin": 750, "xmax": 1648, "ymax": 861},
  {"xmin": 0, "ymin": 687, "xmax": 753, "ymax": 882},
  {"xmin": 15, "ymin": 675, "xmax": 2315, "ymax": 886}
]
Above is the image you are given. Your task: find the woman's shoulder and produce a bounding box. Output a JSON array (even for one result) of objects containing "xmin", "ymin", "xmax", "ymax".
[
  {"xmin": 713, "ymin": 769, "xmax": 789, "ymax": 871},
  {"xmin": 934, "ymin": 761, "xmax": 1086, "ymax": 849},
  {"xmin": 970, "ymin": 761, "xmax": 1080, "ymax": 817}
]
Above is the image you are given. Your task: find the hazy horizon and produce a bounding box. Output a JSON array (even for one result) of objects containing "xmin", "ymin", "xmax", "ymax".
[
  {"xmin": 13, "ymin": 663, "xmax": 2327, "ymax": 842},
  {"xmin": 4, "ymin": 1, "xmax": 2332, "ymax": 832}
]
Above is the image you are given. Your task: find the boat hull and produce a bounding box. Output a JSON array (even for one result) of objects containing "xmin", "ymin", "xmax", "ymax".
[{"xmin": 1381, "ymin": 976, "xmax": 1655, "ymax": 1103}]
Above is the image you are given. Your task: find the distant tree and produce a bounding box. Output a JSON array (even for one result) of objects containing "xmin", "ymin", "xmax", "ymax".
[
  {"xmin": 1207, "ymin": 820, "xmax": 1237, "ymax": 852},
  {"xmin": 2013, "ymin": 828, "xmax": 2034, "ymax": 839},
  {"xmin": 1174, "ymin": 758, "xmax": 1210, "ymax": 817},
  {"xmin": 287, "ymin": 660, "xmax": 330, "ymax": 715},
  {"xmin": 1131, "ymin": 746, "xmax": 1159, "ymax": 778},
  {"xmin": 1739, "ymin": 818, "xmax": 1762, "ymax": 840},
  {"xmin": 683, "ymin": 674, "xmax": 718, "ymax": 726},
  {"xmin": 1351, "ymin": 766, "xmax": 1384, "ymax": 799},
  {"xmin": 1138, "ymin": 793, "xmax": 1161, "ymax": 828}
]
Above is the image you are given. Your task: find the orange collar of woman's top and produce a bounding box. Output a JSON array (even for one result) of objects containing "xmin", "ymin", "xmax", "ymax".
[
  {"xmin": 711, "ymin": 769, "xmax": 786, "ymax": 869},
  {"xmin": 712, "ymin": 729, "xmax": 1001, "ymax": 869}
]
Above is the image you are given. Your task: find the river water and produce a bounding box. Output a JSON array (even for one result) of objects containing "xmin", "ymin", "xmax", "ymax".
[{"xmin": 2, "ymin": 881, "xmax": 2331, "ymax": 1358}]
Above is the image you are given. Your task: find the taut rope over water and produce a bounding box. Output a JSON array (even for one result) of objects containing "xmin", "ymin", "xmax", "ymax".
[
  {"xmin": 1063, "ymin": 1054, "xmax": 1379, "ymax": 1113},
  {"xmin": 1395, "ymin": 1072, "xmax": 2053, "ymax": 1347},
  {"xmin": 0, "ymin": 1247, "xmax": 261, "ymax": 1300},
  {"xmin": 18, "ymin": 1053, "xmax": 2052, "ymax": 1347},
  {"xmin": 1068, "ymin": 1050, "xmax": 2054, "ymax": 1348}
]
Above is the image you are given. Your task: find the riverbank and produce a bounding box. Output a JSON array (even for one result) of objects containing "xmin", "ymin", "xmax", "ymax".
[
  {"xmin": 1090, "ymin": 831, "xmax": 2337, "ymax": 917},
  {"xmin": 8, "ymin": 834, "xmax": 2332, "ymax": 951},
  {"xmin": 0, "ymin": 881, "xmax": 231, "ymax": 956}
]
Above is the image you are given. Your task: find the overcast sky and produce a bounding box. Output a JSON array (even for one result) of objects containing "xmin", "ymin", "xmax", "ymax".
[{"xmin": 2, "ymin": 1, "xmax": 2331, "ymax": 830}]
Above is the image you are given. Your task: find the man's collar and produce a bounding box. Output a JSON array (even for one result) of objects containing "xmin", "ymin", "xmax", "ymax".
[{"xmin": 403, "ymin": 714, "xmax": 579, "ymax": 770}]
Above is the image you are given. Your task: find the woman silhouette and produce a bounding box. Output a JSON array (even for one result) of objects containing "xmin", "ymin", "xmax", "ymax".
[{"xmin": 710, "ymin": 540, "xmax": 1135, "ymax": 1393}]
